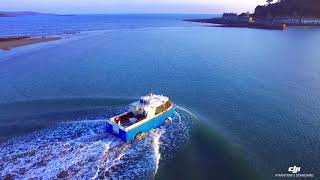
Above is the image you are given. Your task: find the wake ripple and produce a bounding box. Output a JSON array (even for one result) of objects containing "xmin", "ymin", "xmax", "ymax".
[{"xmin": 0, "ymin": 107, "xmax": 196, "ymax": 179}]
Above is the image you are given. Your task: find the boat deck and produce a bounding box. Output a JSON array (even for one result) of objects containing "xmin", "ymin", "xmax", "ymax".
[{"xmin": 118, "ymin": 112, "xmax": 146, "ymax": 127}]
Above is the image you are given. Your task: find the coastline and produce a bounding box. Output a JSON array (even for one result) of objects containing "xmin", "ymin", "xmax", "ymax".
[
  {"xmin": 185, "ymin": 18, "xmax": 286, "ymax": 30},
  {"xmin": 0, "ymin": 36, "xmax": 62, "ymax": 51}
]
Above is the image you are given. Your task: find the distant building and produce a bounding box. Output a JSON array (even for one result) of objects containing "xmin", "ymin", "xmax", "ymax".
[
  {"xmin": 238, "ymin": 12, "xmax": 253, "ymax": 22},
  {"xmin": 301, "ymin": 17, "xmax": 320, "ymax": 24},
  {"xmin": 273, "ymin": 16, "xmax": 300, "ymax": 24},
  {"xmin": 273, "ymin": 16, "xmax": 320, "ymax": 25},
  {"xmin": 223, "ymin": 13, "xmax": 238, "ymax": 21}
]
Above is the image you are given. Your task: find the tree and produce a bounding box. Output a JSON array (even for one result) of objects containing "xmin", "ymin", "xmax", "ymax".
[
  {"xmin": 266, "ymin": 0, "xmax": 273, "ymax": 4},
  {"xmin": 255, "ymin": 0, "xmax": 320, "ymax": 17}
]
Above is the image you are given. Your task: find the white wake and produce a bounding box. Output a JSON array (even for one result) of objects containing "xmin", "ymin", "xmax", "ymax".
[{"xmin": 0, "ymin": 107, "xmax": 196, "ymax": 179}]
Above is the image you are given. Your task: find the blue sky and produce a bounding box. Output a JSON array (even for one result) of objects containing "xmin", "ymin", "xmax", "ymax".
[{"xmin": 1, "ymin": 0, "xmax": 266, "ymax": 14}]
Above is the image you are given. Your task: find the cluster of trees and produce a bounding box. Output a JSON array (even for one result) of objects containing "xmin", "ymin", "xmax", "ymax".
[{"xmin": 254, "ymin": 0, "xmax": 320, "ymax": 17}]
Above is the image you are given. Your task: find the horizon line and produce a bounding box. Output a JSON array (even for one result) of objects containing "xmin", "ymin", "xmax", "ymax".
[{"xmin": 0, "ymin": 10, "xmax": 223, "ymax": 15}]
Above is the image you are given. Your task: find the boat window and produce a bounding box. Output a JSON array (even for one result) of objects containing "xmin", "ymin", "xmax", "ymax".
[
  {"xmin": 165, "ymin": 100, "xmax": 171, "ymax": 109},
  {"xmin": 155, "ymin": 105, "xmax": 166, "ymax": 115},
  {"xmin": 140, "ymin": 99, "xmax": 147, "ymax": 105}
]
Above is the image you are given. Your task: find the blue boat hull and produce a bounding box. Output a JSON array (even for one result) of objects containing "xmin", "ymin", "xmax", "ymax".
[{"xmin": 106, "ymin": 107, "xmax": 176, "ymax": 141}]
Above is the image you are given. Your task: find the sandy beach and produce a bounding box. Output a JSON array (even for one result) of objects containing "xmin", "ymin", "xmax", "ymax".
[{"xmin": 0, "ymin": 36, "xmax": 61, "ymax": 50}]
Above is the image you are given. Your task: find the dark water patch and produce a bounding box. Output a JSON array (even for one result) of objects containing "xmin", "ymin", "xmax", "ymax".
[
  {"xmin": 156, "ymin": 123, "xmax": 261, "ymax": 180},
  {"xmin": 0, "ymin": 97, "xmax": 134, "ymax": 118}
]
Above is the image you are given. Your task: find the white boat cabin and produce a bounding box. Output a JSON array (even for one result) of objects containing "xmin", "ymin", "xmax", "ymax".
[{"xmin": 110, "ymin": 94, "xmax": 172, "ymax": 128}]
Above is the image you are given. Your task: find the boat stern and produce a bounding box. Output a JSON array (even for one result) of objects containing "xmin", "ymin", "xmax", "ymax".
[{"xmin": 106, "ymin": 119, "xmax": 127, "ymax": 141}]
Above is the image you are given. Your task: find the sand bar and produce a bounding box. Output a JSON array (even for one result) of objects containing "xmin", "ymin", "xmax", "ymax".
[{"xmin": 0, "ymin": 36, "xmax": 61, "ymax": 50}]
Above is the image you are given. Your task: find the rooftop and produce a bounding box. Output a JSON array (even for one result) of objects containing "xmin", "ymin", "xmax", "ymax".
[{"xmin": 131, "ymin": 94, "xmax": 169, "ymax": 110}]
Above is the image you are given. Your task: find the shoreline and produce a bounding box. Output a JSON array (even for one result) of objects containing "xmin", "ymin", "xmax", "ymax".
[
  {"xmin": 0, "ymin": 36, "xmax": 62, "ymax": 51},
  {"xmin": 184, "ymin": 18, "xmax": 286, "ymax": 30}
]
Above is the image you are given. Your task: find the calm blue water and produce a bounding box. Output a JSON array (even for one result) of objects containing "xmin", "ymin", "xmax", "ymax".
[
  {"xmin": 1, "ymin": 14, "xmax": 320, "ymax": 179},
  {"xmin": 0, "ymin": 14, "xmax": 214, "ymax": 37}
]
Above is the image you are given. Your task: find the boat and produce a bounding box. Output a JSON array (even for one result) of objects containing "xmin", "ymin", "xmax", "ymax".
[{"xmin": 106, "ymin": 94, "xmax": 176, "ymax": 141}]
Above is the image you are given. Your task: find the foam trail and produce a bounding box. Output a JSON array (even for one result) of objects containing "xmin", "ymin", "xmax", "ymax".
[
  {"xmin": 104, "ymin": 144, "xmax": 128, "ymax": 173},
  {"xmin": 175, "ymin": 112, "xmax": 182, "ymax": 122},
  {"xmin": 91, "ymin": 143, "xmax": 111, "ymax": 179},
  {"xmin": 62, "ymin": 119, "xmax": 106, "ymax": 124},
  {"xmin": 151, "ymin": 130, "xmax": 162, "ymax": 176},
  {"xmin": 0, "ymin": 106, "xmax": 194, "ymax": 179},
  {"xmin": 176, "ymin": 106, "xmax": 198, "ymax": 119}
]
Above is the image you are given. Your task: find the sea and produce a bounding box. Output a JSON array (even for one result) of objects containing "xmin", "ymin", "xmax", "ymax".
[{"xmin": 0, "ymin": 14, "xmax": 320, "ymax": 180}]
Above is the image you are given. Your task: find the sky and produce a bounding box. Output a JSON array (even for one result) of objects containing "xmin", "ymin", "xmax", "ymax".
[{"xmin": 1, "ymin": 0, "xmax": 267, "ymax": 14}]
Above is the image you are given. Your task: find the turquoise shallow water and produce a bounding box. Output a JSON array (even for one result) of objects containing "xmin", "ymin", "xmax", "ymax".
[{"xmin": 1, "ymin": 15, "xmax": 320, "ymax": 179}]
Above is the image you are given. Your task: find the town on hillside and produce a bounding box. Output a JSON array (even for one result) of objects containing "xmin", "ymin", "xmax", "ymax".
[{"xmin": 186, "ymin": 0, "xmax": 320, "ymax": 30}]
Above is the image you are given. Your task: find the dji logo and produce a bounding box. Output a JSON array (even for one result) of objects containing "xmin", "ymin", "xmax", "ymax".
[{"xmin": 288, "ymin": 166, "xmax": 301, "ymax": 174}]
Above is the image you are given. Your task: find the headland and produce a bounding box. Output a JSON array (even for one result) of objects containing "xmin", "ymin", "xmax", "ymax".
[{"xmin": 185, "ymin": 0, "xmax": 320, "ymax": 30}]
